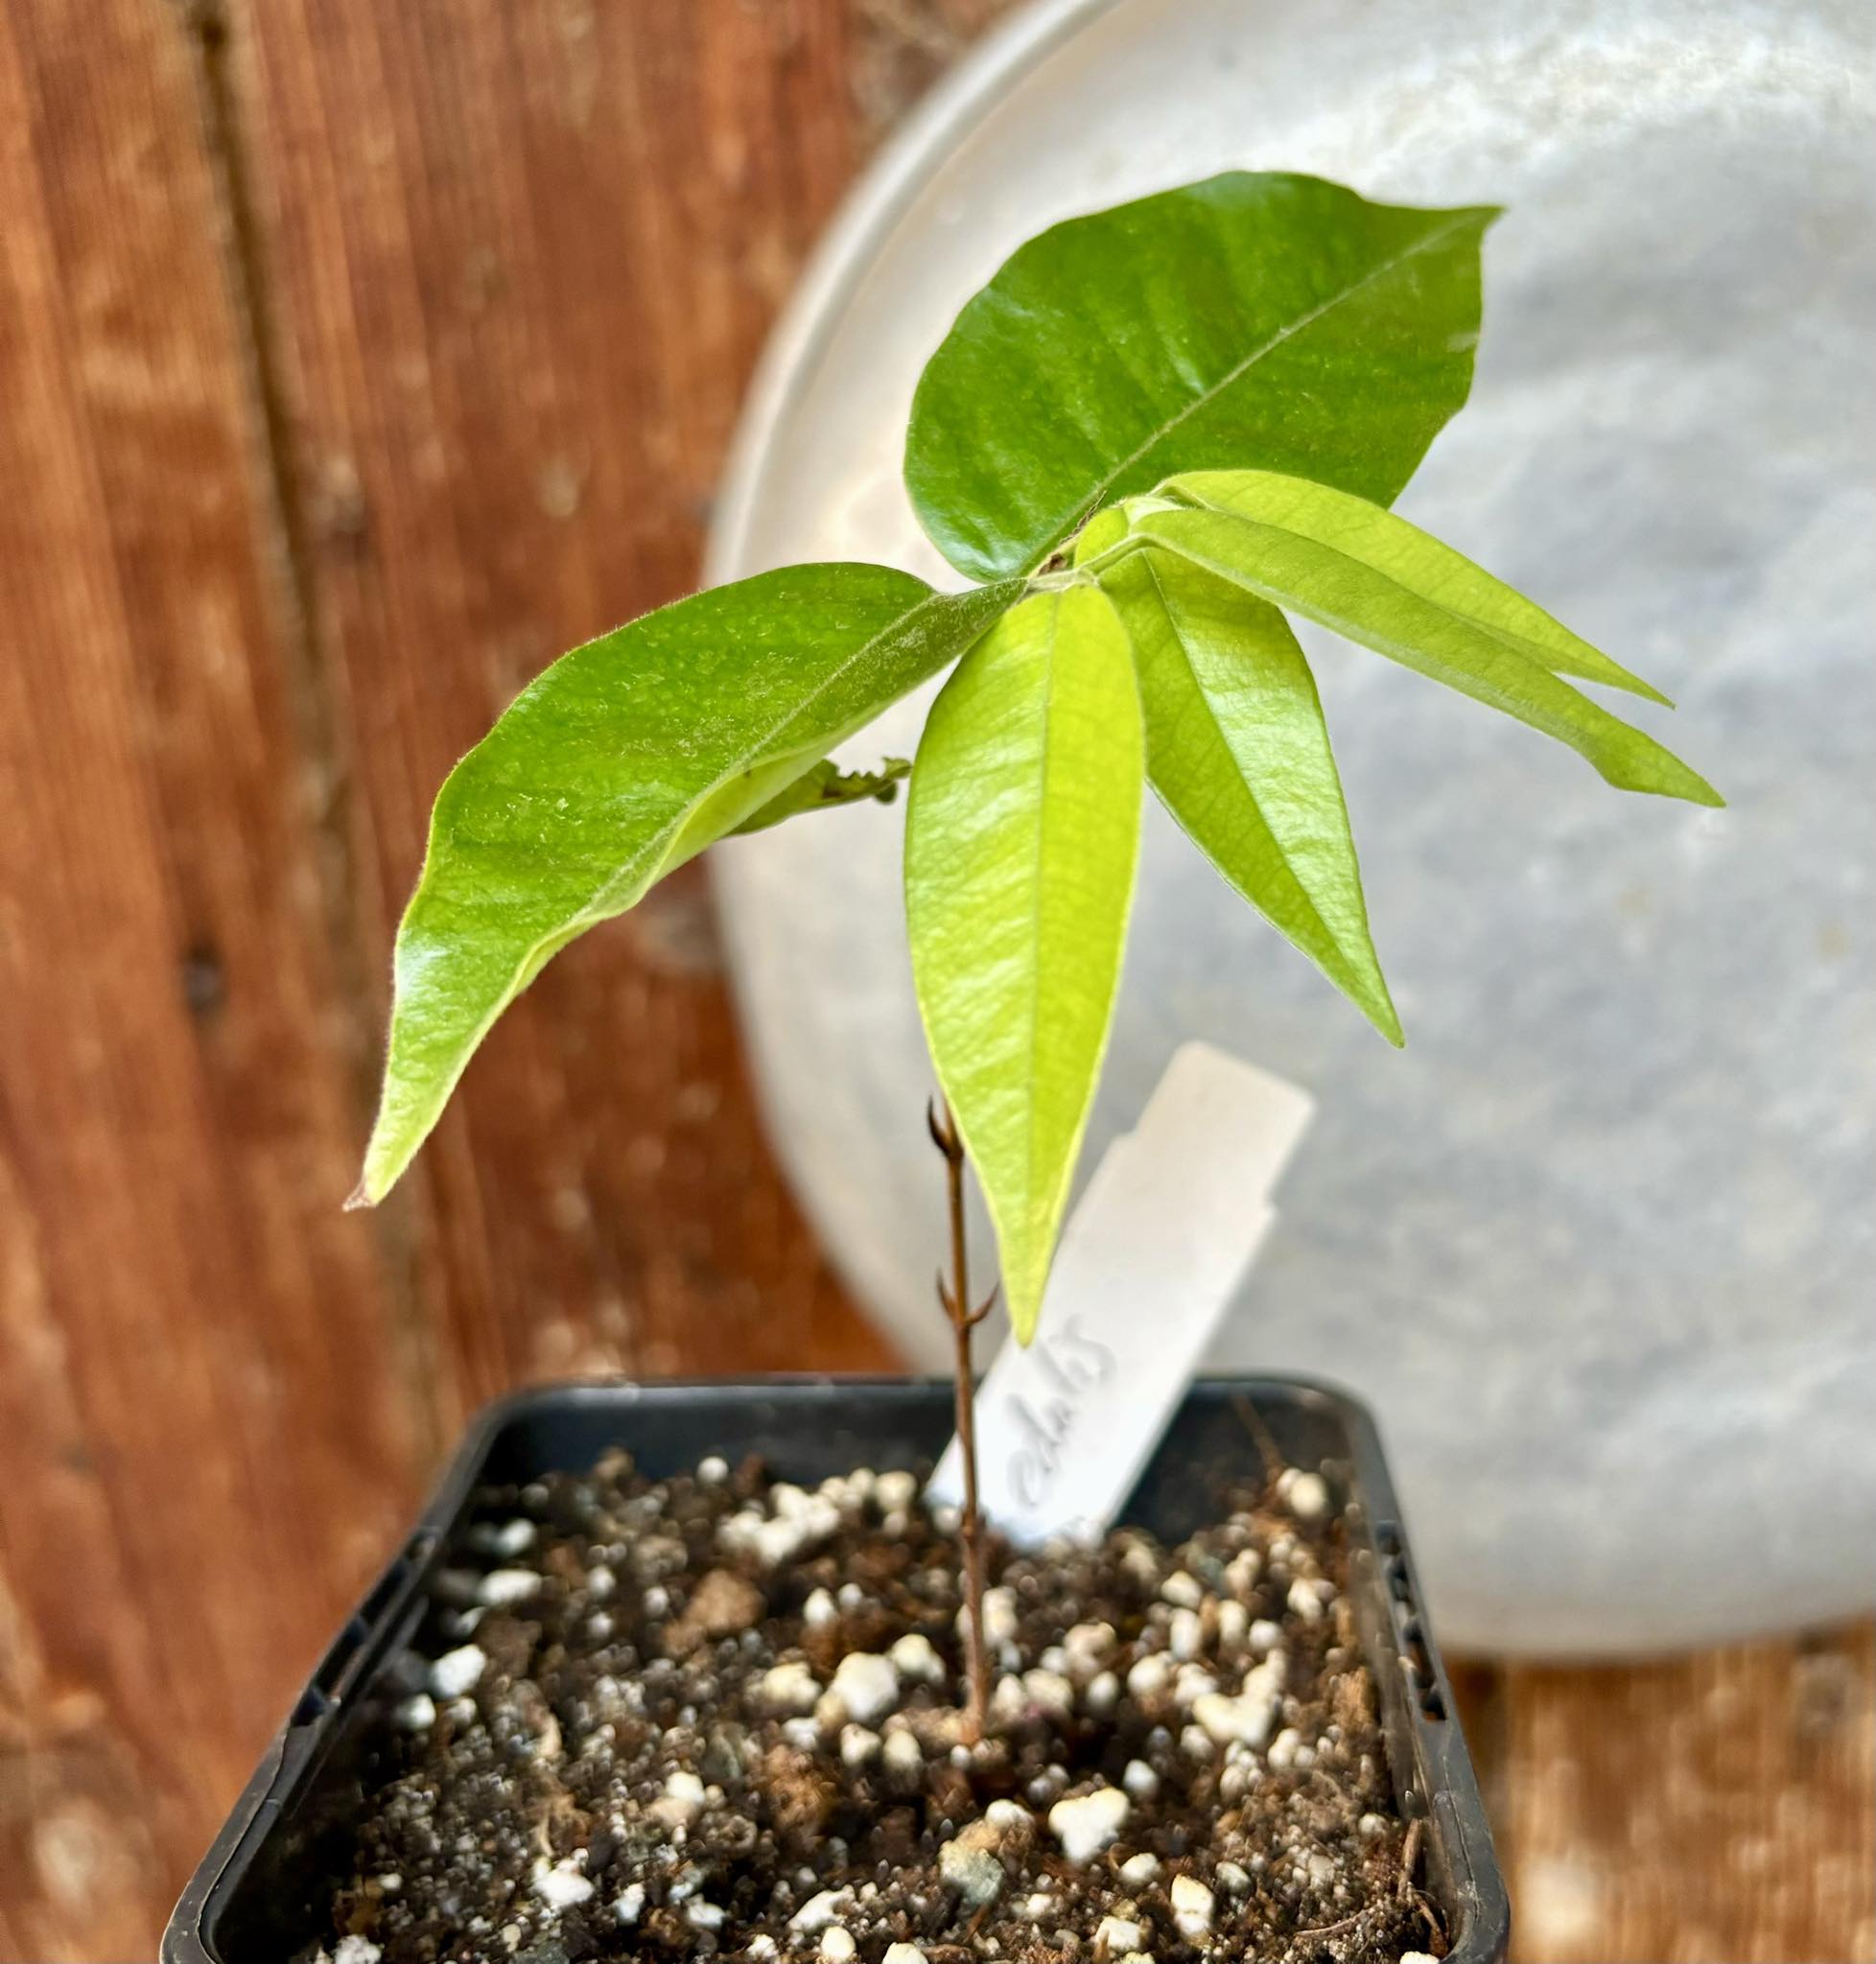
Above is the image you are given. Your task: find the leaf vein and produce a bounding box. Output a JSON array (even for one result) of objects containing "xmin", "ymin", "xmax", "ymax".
[
  {"xmin": 1137, "ymin": 551, "xmax": 1349, "ymax": 975},
  {"xmin": 1033, "ymin": 210, "xmax": 1484, "ymax": 569}
]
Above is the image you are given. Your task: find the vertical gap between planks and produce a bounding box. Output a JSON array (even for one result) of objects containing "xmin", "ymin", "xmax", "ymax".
[{"xmin": 178, "ymin": 0, "xmax": 444, "ymax": 1469}]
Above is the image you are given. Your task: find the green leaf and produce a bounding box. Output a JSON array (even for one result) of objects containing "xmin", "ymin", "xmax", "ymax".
[
  {"xmin": 1133, "ymin": 502, "xmax": 1722, "ymax": 807},
  {"xmin": 1100, "ymin": 546, "xmax": 1400, "ymax": 1044},
  {"xmin": 904, "ymin": 172, "xmax": 1497, "ymax": 583},
  {"xmin": 1163, "ymin": 469, "xmax": 1671, "ymax": 703},
  {"xmin": 905, "ymin": 585, "xmax": 1143, "ymax": 1342},
  {"xmin": 728, "ymin": 756, "xmax": 910, "ymax": 835},
  {"xmin": 1071, "ymin": 504, "xmax": 1132, "ymax": 568},
  {"xmin": 358, "ymin": 566, "xmax": 1020, "ymax": 1205}
]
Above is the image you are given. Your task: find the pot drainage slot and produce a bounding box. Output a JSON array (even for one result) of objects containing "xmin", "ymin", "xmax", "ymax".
[
  {"xmin": 294, "ymin": 1613, "xmax": 369, "ymax": 1724},
  {"xmin": 293, "ymin": 1535, "xmax": 431, "ymax": 1724},
  {"xmin": 1376, "ymin": 1524, "xmax": 1447, "ymax": 1722}
]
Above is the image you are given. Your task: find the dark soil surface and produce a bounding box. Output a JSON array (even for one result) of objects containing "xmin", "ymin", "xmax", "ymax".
[{"xmin": 317, "ymin": 1451, "xmax": 1443, "ymax": 1964}]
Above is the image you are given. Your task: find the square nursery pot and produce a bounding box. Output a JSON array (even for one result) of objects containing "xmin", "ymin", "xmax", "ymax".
[{"xmin": 164, "ymin": 1376, "xmax": 1509, "ymax": 1964}]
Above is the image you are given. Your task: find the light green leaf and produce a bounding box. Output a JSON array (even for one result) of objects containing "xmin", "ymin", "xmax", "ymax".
[
  {"xmin": 728, "ymin": 757, "xmax": 910, "ymax": 835},
  {"xmin": 1101, "ymin": 546, "xmax": 1399, "ymax": 1044},
  {"xmin": 1133, "ymin": 505, "xmax": 1721, "ymax": 807},
  {"xmin": 1072, "ymin": 504, "xmax": 1133, "ymax": 568},
  {"xmin": 1163, "ymin": 469, "xmax": 1671, "ymax": 702},
  {"xmin": 905, "ymin": 585, "xmax": 1143, "ymax": 1342},
  {"xmin": 905, "ymin": 172, "xmax": 1497, "ymax": 583},
  {"xmin": 358, "ymin": 566, "xmax": 1020, "ymax": 1204}
]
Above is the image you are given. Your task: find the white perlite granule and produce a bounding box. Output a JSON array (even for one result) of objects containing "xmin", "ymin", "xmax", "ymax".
[
  {"xmin": 477, "ymin": 1568, "xmax": 543, "ymax": 1607},
  {"xmin": 829, "ymin": 1650, "xmax": 901, "ymax": 1726},
  {"xmin": 530, "ymin": 1857, "xmax": 594, "ymax": 1911},
  {"xmin": 1169, "ymin": 1875, "xmax": 1214, "ymax": 1938},
  {"xmin": 1046, "ymin": 1785, "xmax": 1129, "ymax": 1863},
  {"xmin": 427, "ymin": 1644, "xmax": 486, "ymax": 1699}
]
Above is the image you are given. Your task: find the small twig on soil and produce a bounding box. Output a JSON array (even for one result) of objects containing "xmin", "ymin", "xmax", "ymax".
[
  {"xmin": 1396, "ymin": 1817, "xmax": 1423, "ymax": 1898},
  {"xmin": 1284, "ymin": 1907, "xmax": 1367, "ymax": 1947},
  {"xmin": 928, "ymin": 1096, "xmax": 993, "ymax": 1745},
  {"xmin": 1395, "ymin": 1814, "xmax": 1444, "ymax": 1944}
]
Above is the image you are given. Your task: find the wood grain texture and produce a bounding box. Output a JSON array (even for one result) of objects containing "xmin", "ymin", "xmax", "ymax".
[
  {"xmin": 0, "ymin": 1, "xmax": 1870, "ymax": 1958},
  {"xmin": 222, "ymin": 0, "xmax": 903, "ymax": 1425},
  {"xmin": 1493, "ymin": 1628, "xmax": 1876, "ymax": 1963},
  {"xmin": 1, "ymin": 0, "xmax": 903, "ymax": 1949},
  {"xmin": 0, "ymin": 0, "xmax": 428, "ymax": 1947}
]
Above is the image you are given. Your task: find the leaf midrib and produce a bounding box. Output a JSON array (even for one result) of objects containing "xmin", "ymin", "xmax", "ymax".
[
  {"xmin": 1140, "ymin": 511, "xmax": 1579, "ymax": 716},
  {"xmin": 1137, "ymin": 551, "xmax": 1355, "ymax": 988},
  {"xmin": 1020, "ymin": 593, "xmax": 1063, "ymax": 1264},
  {"xmin": 1030, "ymin": 210, "xmax": 1483, "ymax": 573},
  {"xmin": 575, "ymin": 585, "xmax": 964, "ymax": 931},
  {"xmin": 378, "ymin": 582, "xmax": 979, "ymax": 1191}
]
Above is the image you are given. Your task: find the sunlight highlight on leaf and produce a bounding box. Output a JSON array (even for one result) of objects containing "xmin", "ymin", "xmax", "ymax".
[{"xmin": 904, "ymin": 586, "xmax": 1143, "ymax": 1341}]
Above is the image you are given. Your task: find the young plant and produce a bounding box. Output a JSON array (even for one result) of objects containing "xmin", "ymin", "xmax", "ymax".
[{"xmin": 351, "ymin": 173, "xmax": 1718, "ymax": 1717}]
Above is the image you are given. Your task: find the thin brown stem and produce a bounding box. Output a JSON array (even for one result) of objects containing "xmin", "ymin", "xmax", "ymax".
[
  {"xmin": 928, "ymin": 1096, "xmax": 990, "ymax": 1745},
  {"xmin": 1397, "ymin": 1817, "xmax": 1424, "ymax": 1898}
]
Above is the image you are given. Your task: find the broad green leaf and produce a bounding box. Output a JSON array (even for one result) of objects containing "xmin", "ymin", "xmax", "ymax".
[
  {"xmin": 1071, "ymin": 503, "xmax": 1132, "ymax": 568},
  {"xmin": 1101, "ymin": 547, "xmax": 1400, "ymax": 1044},
  {"xmin": 1133, "ymin": 506, "xmax": 1722, "ymax": 807},
  {"xmin": 728, "ymin": 757, "xmax": 909, "ymax": 835},
  {"xmin": 905, "ymin": 172, "xmax": 1497, "ymax": 583},
  {"xmin": 358, "ymin": 566, "xmax": 1020, "ymax": 1204},
  {"xmin": 905, "ymin": 585, "xmax": 1143, "ymax": 1342},
  {"xmin": 1164, "ymin": 469, "xmax": 1670, "ymax": 702}
]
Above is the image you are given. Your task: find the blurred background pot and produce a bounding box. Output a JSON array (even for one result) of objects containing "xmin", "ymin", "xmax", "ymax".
[{"xmin": 706, "ymin": 0, "xmax": 1876, "ymax": 1656}]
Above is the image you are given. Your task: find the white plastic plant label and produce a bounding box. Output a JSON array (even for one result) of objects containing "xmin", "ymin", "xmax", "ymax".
[{"xmin": 928, "ymin": 1040, "xmax": 1314, "ymax": 1546}]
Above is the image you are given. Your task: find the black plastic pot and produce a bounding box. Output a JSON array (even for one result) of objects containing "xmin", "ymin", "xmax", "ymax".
[{"xmin": 163, "ymin": 1375, "xmax": 1509, "ymax": 1964}]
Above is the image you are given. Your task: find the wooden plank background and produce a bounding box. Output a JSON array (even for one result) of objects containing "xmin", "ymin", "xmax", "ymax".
[{"xmin": 0, "ymin": 2, "xmax": 1867, "ymax": 1957}]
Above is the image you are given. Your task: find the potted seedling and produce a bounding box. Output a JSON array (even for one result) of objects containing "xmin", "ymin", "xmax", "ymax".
[{"xmin": 168, "ymin": 173, "xmax": 1716, "ymax": 1964}]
